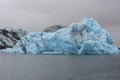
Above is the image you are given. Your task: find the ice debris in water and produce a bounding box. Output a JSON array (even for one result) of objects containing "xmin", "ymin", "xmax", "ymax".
[{"xmin": 0, "ymin": 18, "xmax": 119, "ymax": 54}]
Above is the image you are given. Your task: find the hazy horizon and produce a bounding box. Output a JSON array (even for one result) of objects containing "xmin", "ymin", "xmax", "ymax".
[{"xmin": 0, "ymin": 0, "xmax": 119, "ymax": 47}]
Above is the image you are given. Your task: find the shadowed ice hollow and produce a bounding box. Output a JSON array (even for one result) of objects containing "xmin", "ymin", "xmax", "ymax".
[{"xmin": 0, "ymin": 18, "xmax": 119, "ymax": 54}]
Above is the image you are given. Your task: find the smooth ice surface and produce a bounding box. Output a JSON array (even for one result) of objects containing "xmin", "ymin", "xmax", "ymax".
[{"xmin": 0, "ymin": 18, "xmax": 119, "ymax": 54}]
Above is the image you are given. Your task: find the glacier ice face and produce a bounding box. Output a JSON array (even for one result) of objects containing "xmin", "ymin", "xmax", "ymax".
[
  {"xmin": 0, "ymin": 18, "xmax": 119, "ymax": 54},
  {"xmin": 78, "ymin": 40, "xmax": 119, "ymax": 55}
]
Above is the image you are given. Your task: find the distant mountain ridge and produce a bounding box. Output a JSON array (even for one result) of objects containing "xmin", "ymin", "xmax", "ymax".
[
  {"xmin": 0, "ymin": 28, "xmax": 27, "ymax": 49},
  {"xmin": 43, "ymin": 24, "xmax": 67, "ymax": 32}
]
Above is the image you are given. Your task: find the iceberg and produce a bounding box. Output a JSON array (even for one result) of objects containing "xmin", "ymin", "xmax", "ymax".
[{"xmin": 0, "ymin": 18, "xmax": 119, "ymax": 54}]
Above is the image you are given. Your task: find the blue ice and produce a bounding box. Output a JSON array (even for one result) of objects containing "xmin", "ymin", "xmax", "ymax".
[{"xmin": 0, "ymin": 18, "xmax": 119, "ymax": 54}]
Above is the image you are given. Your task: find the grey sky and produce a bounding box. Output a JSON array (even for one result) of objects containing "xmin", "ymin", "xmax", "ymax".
[{"xmin": 0, "ymin": 0, "xmax": 120, "ymax": 46}]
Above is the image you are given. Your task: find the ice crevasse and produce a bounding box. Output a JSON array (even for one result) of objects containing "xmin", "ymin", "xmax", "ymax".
[{"xmin": 0, "ymin": 18, "xmax": 119, "ymax": 54}]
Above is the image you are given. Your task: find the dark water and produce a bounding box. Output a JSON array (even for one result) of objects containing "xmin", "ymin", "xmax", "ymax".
[{"xmin": 0, "ymin": 55, "xmax": 120, "ymax": 80}]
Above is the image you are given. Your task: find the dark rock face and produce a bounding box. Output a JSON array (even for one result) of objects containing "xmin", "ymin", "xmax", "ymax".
[
  {"xmin": 118, "ymin": 48, "xmax": 120, "ymax": 50},
  {"xmin": 0, "ymin": 28, "xmax": 27, "ymax": 49},
  {"xmin": 43, "ymin": 24, "xmax": 67, "ymax": 32}
]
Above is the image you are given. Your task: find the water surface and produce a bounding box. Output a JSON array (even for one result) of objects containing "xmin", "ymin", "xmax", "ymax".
[{"xmin": 0, "ymin": 54, "xmax": 120, "ymax": 80}]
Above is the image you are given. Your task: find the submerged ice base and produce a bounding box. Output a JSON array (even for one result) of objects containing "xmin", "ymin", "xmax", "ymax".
[{"xmin": 0, "ymin": 18, "xmax": 119, "ymax": 54}]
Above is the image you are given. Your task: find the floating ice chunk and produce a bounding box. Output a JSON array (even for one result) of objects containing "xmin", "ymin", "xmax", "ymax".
[{"xmin": 0, "ymin": 18, "xmax": 119, "ymax": 54}]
